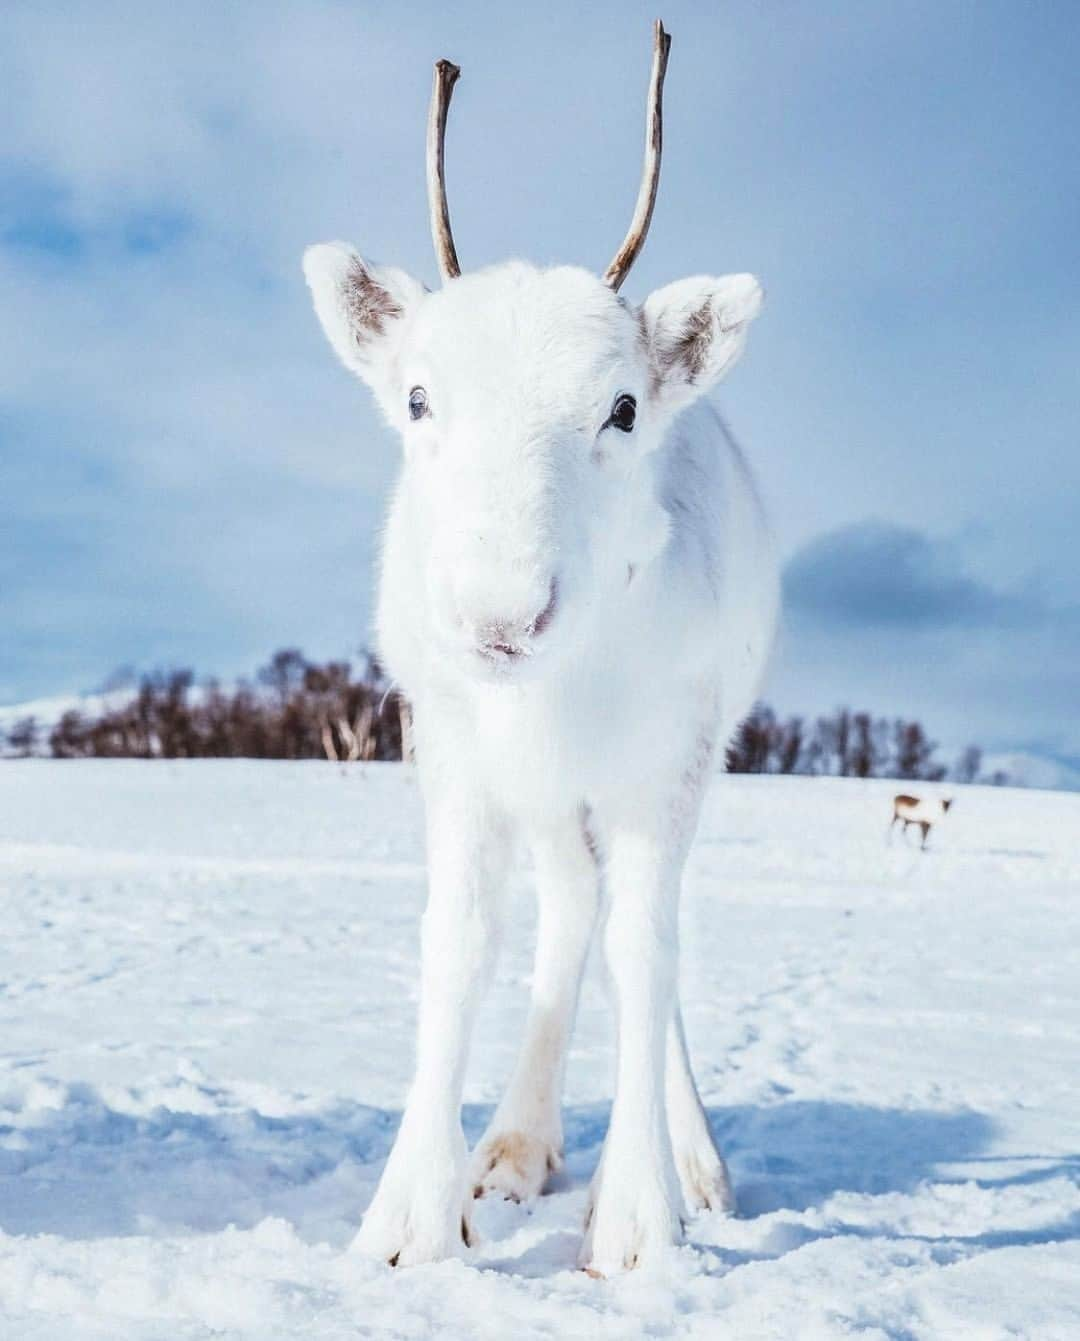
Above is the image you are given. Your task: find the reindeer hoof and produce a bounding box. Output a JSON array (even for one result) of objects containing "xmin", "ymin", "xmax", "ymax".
[{"xmin": 470, "ymin": 1130, "xmax": 561, "ymax": 1203}]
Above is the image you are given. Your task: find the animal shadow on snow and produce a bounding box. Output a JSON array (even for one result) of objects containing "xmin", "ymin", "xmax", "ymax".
[{"xmin": 2, "ymin": 1084, "xmax": 1077, "ymax": 1267}]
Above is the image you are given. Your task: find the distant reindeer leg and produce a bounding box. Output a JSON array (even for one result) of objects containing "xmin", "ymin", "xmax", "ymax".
[
  {"xmin": 471, "ymin": 812, "xmax": 599, "ymax": 1202},
  {"xmin": 919, "ymin": 821, "xmax": 930, "ymax": 850}
]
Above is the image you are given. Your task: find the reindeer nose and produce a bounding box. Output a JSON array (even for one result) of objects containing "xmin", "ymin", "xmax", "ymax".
[{"xmin": 475, "ymin": 578, "xmax": 559, "ymax": 658}]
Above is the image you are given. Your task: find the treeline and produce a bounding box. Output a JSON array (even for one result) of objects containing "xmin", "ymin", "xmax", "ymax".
[
  {"xmin": 15, "ymin": 650, "xmax": 404, "ymax": 762},
  {"xmin": 725, "ymin": 705, "xmax": 1006, "ymax": 785},
  {"xmin": 1, "ymin": 651, "xmax": 1003, "ymax": 783}
]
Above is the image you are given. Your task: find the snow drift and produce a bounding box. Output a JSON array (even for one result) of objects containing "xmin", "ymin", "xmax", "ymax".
[{"xmin": 0, "ymin": 762, "xmax": 1077, "ymax": 1338}]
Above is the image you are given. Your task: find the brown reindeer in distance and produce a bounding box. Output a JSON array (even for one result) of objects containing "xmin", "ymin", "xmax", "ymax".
[{"xmin": 891, "ymin": 794, "xmax": 953, "ymax": 849}]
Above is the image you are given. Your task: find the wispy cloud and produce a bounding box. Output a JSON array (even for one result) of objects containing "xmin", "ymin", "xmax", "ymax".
[
  {"xmin": 783, "ymin": 522, "xmax": 1043, "ymax": 631},
  {"xmin": 771, "ymin": 522, "xmax": 1080, "ymax": 757}
]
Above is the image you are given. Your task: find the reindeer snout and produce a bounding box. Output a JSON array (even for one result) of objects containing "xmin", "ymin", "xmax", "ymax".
[{"xmin": 470, "ymin": 577, "xmax": 559, "ymax": 660}]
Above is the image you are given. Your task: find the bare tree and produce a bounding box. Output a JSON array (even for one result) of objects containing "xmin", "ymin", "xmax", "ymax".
[
  {"xmin": 46, "ymin": 650, "xmax": 403, "ymax": 762},
  {"xmin": 954, "ymin": 745, "xmax": 982, "ymax": 784},
  {"xmin": 728, "ymin": 705, "xmax": 956, "ymax": 783},
  {"xmin": 6, "ymin": 716, "xmax": 39, "ymax": 757},
  {"xmin": 893, "ymin": 720, "xmax": 946, "ymax": 781}
]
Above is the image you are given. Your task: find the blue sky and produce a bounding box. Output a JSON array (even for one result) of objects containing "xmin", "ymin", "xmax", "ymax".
[{"xmin": 2, "ymin": 0, "xmax": 1078, "ymax": 767}]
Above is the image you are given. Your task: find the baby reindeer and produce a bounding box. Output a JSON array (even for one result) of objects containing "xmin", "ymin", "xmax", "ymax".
[
  {"xmin": 303, "ymin": 21, "xmax": 777, "ymax": 1274},
  {"xmin": 891, "ymin": 794, "xmax": 954, "ymax": 849}
]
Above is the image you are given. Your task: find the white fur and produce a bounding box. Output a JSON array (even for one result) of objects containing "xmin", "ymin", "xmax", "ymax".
[{"xmin": 303, "ymin": 248, "xmax": 778, "ymax": 1273}]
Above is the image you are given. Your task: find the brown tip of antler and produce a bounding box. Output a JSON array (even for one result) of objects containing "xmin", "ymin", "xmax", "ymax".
[{"xmin": 603, "ymin": 19, "xmax": 671, "ymax": 292}]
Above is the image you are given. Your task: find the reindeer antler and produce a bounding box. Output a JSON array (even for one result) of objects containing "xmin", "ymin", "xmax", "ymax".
[
  {"xmin": 427, "ymin": 21, "xmax": 669, "ymax": 288},
  {"xmin": 427, "ymin": 58, "xmax": 462, "ymax": 282},
  {"xmin": 603, "ymin": 20, "xmax": 671, "ymax": 292}
]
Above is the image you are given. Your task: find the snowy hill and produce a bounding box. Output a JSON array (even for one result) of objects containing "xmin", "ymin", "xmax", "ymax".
[
  {"xmin": 980, "ymin": 748, "xmax": 1080, "ymax": 793},
  {"xmin": 0, "ymin": 762, "xmax": 1077, "ymax": 1339}
]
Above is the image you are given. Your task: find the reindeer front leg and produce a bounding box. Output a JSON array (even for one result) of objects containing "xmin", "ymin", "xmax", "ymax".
[
  {"xmin": 471, "ymin": 814, "xmax": 599, "ymax": 1202},
  {"xmin": 354, "ymin": 789, "xmax": 509, "ymax": 1266},
  {"xmin": 581, "ymin": 824, "xmax": 686, "ymax": 1273}
]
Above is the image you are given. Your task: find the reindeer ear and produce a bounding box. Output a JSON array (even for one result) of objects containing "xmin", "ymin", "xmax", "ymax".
[
  {"xmin": 641, "ymin": 274, "xmax": 763, "ymax": 412},
  {"xmin": 302, "ymin": 243, "xmax": 427, "ymax": 388}
]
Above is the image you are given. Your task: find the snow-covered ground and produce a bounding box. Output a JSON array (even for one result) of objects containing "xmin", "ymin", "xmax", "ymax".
[{"xmin": 0, "ymin": 761, "xmax": 1077, "ymax": 1339}]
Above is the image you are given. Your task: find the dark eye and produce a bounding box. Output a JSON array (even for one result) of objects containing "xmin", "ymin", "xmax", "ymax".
[
  {"xmin": 408, "ymin": 386, "xmax": 428, "ymax": 421},
  {"xmin": 606, "ymin": 394, "xmax": 636, "ymax": 433}
]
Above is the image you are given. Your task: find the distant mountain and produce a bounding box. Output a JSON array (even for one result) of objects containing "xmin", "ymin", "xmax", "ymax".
[{"xmin": 980, "ymin": 750, "xmax": 1080, "ymax": 793}]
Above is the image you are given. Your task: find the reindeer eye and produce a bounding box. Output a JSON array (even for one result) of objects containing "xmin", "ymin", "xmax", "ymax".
[
  {"xmin": 606, "ymin": 394, "xmax": 636, "ymax": 433},
  {"xmin": 408, "ymin": 387, "xmax": 429, "ymax": 421}
]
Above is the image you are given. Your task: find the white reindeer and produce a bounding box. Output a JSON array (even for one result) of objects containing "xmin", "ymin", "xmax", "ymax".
[{"xmin": 303, "ymin": 21, "xmax": 778, "ymax": 1274}]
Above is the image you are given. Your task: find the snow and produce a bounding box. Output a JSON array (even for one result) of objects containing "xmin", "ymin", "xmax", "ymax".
[{"xmin": 0, "ymin": 760, "xmax": 1077, "ymax": 1339}]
